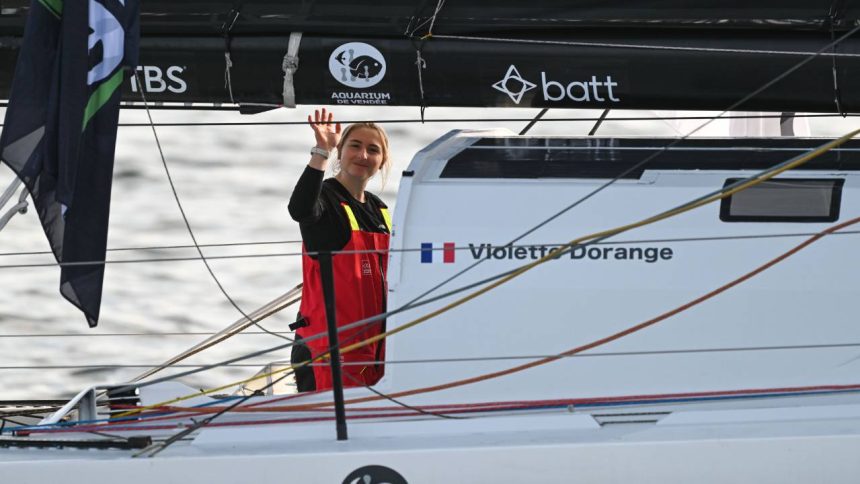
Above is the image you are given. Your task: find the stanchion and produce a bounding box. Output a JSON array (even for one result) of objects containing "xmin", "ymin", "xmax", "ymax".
[{"xmin": 318, "ymin": 251, "xmax": 348, "ymax": 441}]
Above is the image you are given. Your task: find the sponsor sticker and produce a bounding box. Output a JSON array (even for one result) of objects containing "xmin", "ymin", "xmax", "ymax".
[
  {"xmin": 343, "ymin": 465, "xmax": 408, "ymax": 484},
  {"xmin": 492, "ymin": 64, "xmax": 621, "ymax": 105},
  {"xmin": 329, "ymin": 42, "xmax": 392, "ymax": 105},
  {"xmin": 129, "ymin": 65, "xmax": 187, "ymax": 94}
]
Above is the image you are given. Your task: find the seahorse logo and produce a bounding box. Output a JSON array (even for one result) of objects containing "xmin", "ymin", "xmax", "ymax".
[{"xmin": 329, "ymin": 42, "xmax": 387, "ymax": 89}]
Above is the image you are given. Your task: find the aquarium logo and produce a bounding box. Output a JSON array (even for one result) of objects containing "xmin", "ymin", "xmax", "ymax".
[
  {"xmin": 329, "ymin": 42, "xmax": 387, "ymax": 88},
  {"xmin": 421, "ymin": 242, "xmax": 456, "ymax": 264}
]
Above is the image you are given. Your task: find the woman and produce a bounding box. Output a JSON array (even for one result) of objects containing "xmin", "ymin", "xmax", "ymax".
[{"xmin": 288, "ymin": 108, "xmax": 392, "ymax": 392}]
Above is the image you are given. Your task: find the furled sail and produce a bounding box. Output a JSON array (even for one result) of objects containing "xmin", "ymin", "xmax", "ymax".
[{"xmin": 0, "ymin": 1, "xmax": 858, "ymax": 112}]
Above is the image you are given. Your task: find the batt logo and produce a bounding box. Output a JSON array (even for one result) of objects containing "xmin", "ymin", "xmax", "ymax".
[{"xmin": 421, "ymin": 242, "xmax": 455, "ymax": 263}]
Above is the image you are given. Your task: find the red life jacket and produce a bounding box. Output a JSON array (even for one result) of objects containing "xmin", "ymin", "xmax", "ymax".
[{"xmin": 297, "ymin": 202, "xmax": 391, "ymax": 390}]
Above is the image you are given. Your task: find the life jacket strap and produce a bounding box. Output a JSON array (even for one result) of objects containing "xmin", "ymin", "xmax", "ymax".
[
  {"xmin": 380, "ymin": 207, "xmax": 392, "ymax": 232},
  {"xmin": 340, "ymin": 202, "xmax": 360, "ymax": 231}
]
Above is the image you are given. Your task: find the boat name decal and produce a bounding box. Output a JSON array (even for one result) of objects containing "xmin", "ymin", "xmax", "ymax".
[{"xmin": 421, "ymin": 242, "xmax": 674, "ymax": 263}]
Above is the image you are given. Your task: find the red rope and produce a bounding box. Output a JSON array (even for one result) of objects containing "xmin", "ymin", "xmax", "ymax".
[{"xmin": 249, "ymin": 214, "xmax": 860, "ymax": 411}]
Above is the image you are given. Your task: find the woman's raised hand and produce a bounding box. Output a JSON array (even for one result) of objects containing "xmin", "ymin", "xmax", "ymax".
[{"xmin": 309, "ymin": 108, "xmax": 342, "ymax": 151}]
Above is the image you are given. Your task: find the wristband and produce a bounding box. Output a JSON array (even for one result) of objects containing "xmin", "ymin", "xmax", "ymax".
[{"xmin": 310, "ymin": 146, "xmax": 331, "ymax": 159}]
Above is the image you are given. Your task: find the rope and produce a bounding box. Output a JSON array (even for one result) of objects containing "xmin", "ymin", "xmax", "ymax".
[
  {"xmin": 113, "ymin": 130, "xmax": 858, "ymax": 417},
  {"xmin": 132, "ymin": 283, "xmax": 302, "ymax": 382},
  {"xmin": 281, "ymin": 32, "xmax": 302, "ymax": 108},
  {"xmin": 828, "ymin": 3, "xmax": 847, "ymax": 116},
  {"xmin": 431, "ymin": 33, "xmax": 860, "ymax": 58},
  {"xmin": 3, "ymin": 113, "xmax": 860, "ymax": 129},
  {"xmin": 135, "ymin": 72, "xmax": 291, "ymax": 344},
  {"xmin": 0, "ymin": 239, "xmax": 304, "ymax": 258},
  {"xmin": 171, "ymin": 384, "xmax": 860, "ymax": 416},
  {"xmin": 337, "ymin": 214, "xmax": 860, "ymax": 407},
  {"xmin": 342, "ymin": 372, "xmax": 463, "ymax": 420},
  {"xmin": 7, "ymin": 341, "xmax": 860, "ymax": 368},
  {"xmin": 422, "ymin": 0, "xmax": 446, "ymax": 39},
  {"xmin": 414, "ymin": 48, "xmax": 428, "ymax": 122},
  {"xmin": 398, "ymin": 23, "xmax": 860, "ymax": 313},
  {"xmin": 3, "ymin": 230, "xmax": 860, "ymax": 269},
  {"xmin": 220, "ymin": 3, "xmax": 242, "ymax": 104},
  {"xmin": 16, "ymin": 384, "xmax": 860, "ymax": 436},
  {"xmin": 219, "ymin": 213, "xmax": 860, "ymax": 414},
  {"xmin": 409, "ymin": 0, "xmax": 445, "ymax": 122}
]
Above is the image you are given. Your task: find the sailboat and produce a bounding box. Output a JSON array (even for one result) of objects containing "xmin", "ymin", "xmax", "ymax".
[{"xmin": 2, "ymin": 2, "xmax": 860, "ymax": 482}]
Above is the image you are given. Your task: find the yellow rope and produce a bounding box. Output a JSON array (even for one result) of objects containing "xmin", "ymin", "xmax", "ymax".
[{"xmin": 116, "ymin": 129, "xmax": 860, "ymax": 418}]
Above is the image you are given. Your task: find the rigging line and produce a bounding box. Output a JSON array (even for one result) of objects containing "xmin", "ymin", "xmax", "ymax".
[
  {"xmin": 135, "ymin": 73, "xmax": 292, "ymax": 346},
  {"xmin": 341, "ymin": 371, "xmax": 464, "ymax": 420},
  {"xmin": 588, "ymin": 109, "xmax": 610, "ymax": 136},
  {"xmin": 0, "ymin": 252, "xmax": 310, "ymax": 269},
  {"xmin": 0, "ymin": 331, "xmax": 297, "ymax": 338},
  {"xmin": 0, "ymin": 364, "xmax": 298, "ymax": 369},
  {"xmin": 3, "ymin": 113, "xmax": 860, "ymax": 129},
  {"xmin": 314, "ymin": 136, "xmax": 860, "ymax": 403},
  {"xmin": 131, "ymin": 285, "xmax": 302, "ymax": 382},
  {"xmin": 220, "ymin": 1, "xmax": 244, "ymax": 104},
  {"xmin": 2, "ymin": 223, "xmax": 860, "ymax": 262},
  {"xmin": 145, "ymin": 385, "xmax": 860, "ymax": 422},
  {"xmin": 11, "ymin": 340, "xmax": 860, "ymax": 369},
  {"xmin": 828, "ymin": 2, "xmax": 847, "ymax": 116},
  {"xmin": 114, "ymin": 180, "xmax": 847, "ymax": 412},
  {"xmin": 293, "ymin": 214, "xmax": 860, "ymax": 411},
  {"xmin": 518, "ymin": 108, "xmax": 549, "ymax": 135},
  {"xmin": 133, "ymin": 326, "xmax": 461, "ymax": 456},
  {"xmin": 133, "ymin": 338, "xmax": 308, "ymax": 458},
  {"xmin": 232, "ymin": 133, "xmax": 860, "ymax": 413},
  {"xmin": 431, "ymin": 33, "xmax": 860, "ymax": 58},
  {"xmin": 118, "ymin": 133, "xmax": 853, "ymax": 415},
  {"xmin": 399, "ymin": 24, "xmax": 860, "ymax": 314},
  {"xmin": 112, "ymin": 132, "xmax": 857, "ymax": 416},
  {"xmin": 421, "ymin": 0, "xmax": 446, "ymax": 39},
  {"xmin": 0, "ymin": 239, "xmax": 304, "ymax": 258},
  {"xmin": 23, "ymin": 385, "xmax": 860, "ymax": 436},
  {"xmin": 6, "ymin": 228, "xmax": 860, "ymax": 269},
  {"xmin": 404, "ymin": 0, "xmax": 436, "ymax": 37}
]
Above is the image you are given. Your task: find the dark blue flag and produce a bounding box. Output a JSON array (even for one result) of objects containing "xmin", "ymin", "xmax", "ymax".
[{"xmin": 0, "ymin": 0, "xmax": 139, "ymax": 327}]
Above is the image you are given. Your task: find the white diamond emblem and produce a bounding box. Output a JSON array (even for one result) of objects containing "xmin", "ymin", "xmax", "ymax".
[{"xmin": 492, "ymin": 65, "xmax": 536, "ymax": 105}]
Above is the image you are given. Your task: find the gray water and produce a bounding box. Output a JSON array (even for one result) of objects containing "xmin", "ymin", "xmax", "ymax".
[{"xmin": 0, "ymin": 105, "xmax": 855, "ymax": 400}]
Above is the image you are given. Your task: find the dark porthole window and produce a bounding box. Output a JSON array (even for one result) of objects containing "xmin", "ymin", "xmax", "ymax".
[{"xmin": 720, "ymin": 178, "xmax": 844, "ymax": 223}]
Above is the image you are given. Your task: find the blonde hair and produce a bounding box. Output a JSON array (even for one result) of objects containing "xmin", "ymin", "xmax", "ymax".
[{"xmin": 335, "ymin": 122, "xmax": 391, "ymax": 190}]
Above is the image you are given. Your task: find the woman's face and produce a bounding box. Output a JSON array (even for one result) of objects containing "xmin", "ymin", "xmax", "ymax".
[{"xmin": 339, "ymin": 127, "xmax": 385, "ymax": 182}]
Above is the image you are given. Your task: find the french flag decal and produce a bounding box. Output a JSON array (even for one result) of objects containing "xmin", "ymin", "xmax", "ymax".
[{"xmin": 421, "ymin": 242, "xmax": 455, "ymax": 263}]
